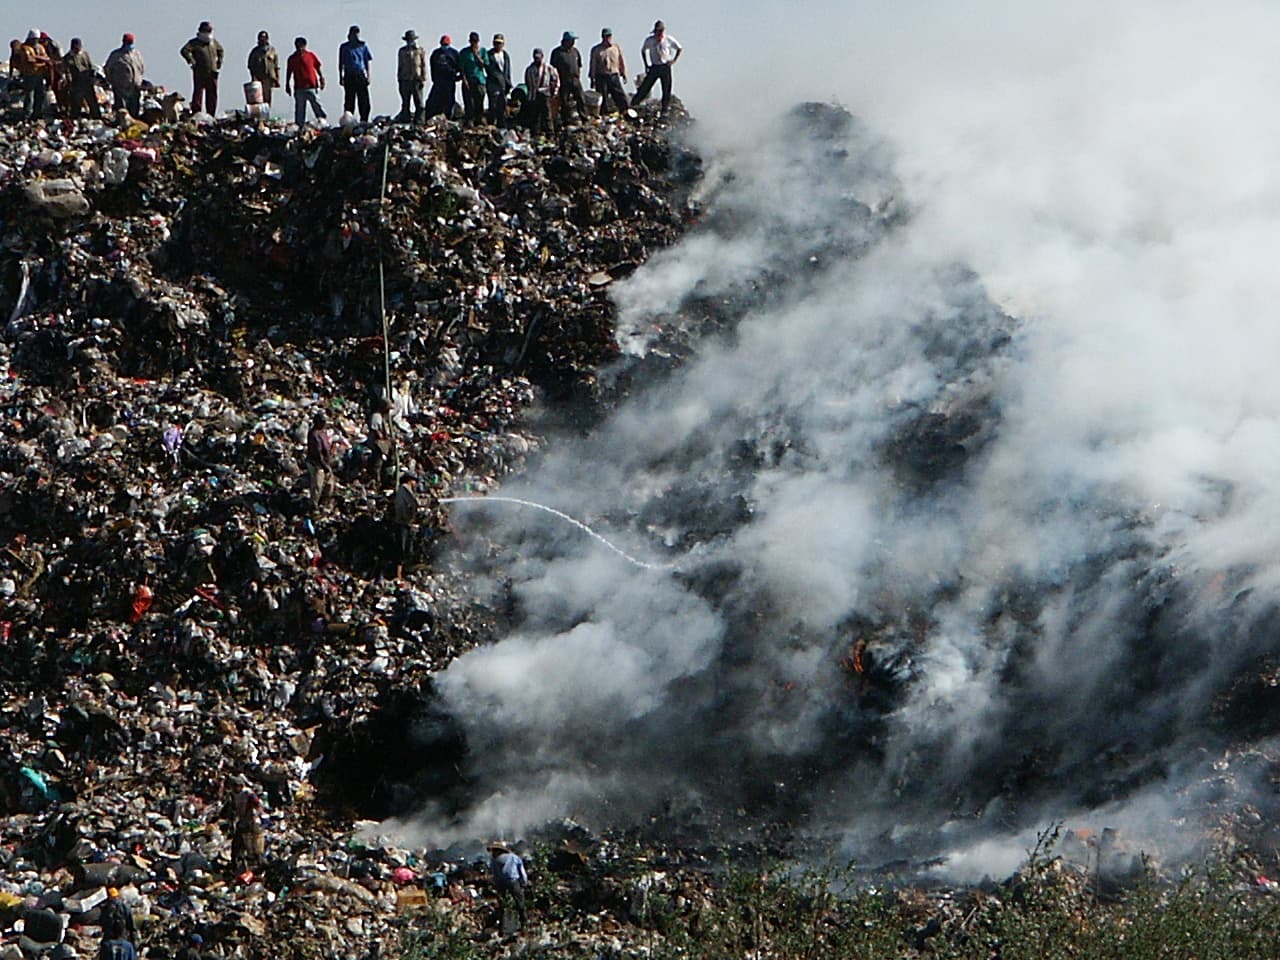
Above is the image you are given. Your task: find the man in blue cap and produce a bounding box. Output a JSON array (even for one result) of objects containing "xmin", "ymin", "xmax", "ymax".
[{"xmin": 550, "ymin": 30, "xmax": 585, "ymax": 123}]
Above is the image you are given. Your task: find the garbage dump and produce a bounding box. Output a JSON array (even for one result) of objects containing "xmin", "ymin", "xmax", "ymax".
[{"xmin": 0, "ymin": 100, "xmax": 703, "ymax": 958}]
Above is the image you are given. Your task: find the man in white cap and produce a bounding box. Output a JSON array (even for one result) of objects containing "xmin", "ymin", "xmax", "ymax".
[{"xmin": 632, "ymin": 19, "xmax": 682, "ymax": 115}]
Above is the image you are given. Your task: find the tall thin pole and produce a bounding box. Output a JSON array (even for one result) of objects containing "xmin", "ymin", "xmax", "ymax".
[{"xmin": 378, "ymin": 141, "xmax": 400, "ymax": 477}]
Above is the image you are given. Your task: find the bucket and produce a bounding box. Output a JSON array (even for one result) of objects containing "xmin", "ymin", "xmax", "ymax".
[
  {"xmin": 584, "ymin": 90, "xmax": 602, "ymax": 111},
  {"xmin": 244, "ymin": 81, "xmax": 263, "ymax": 105}
]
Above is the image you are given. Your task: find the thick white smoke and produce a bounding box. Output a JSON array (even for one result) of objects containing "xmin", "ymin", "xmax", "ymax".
[{"xmin": 404, "ymin": 2, "xmax": 1280, "ymax": 870}]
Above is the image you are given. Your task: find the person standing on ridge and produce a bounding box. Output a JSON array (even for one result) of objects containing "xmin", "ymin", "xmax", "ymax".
[
  {"xmin": 180, "ymin": 21, "xmax": 225, "ymax": 115},
  {"xmin": 458, "ymin": 32, "xmax": 489, "ymax": 125},
  {"xmin": 632, "ymin": 20, "xmax": 681, "ymax": 115},
  {"xmin": 285, "ymin": 36, "xmax": 326, "ymax": 126},
  {"xmin": 64, "ymin": 38, "xmax": 101, "ymax": 119},
  {"xmin": 247, "ymin": 31, "xmax": 280, "ymax": 107},
  {"xmin": 588, "ymin": 27, "xmax": 628, "ymax": 118},
  {"xmin": 550, "ymin": 31, "xmax": 585, "ymax": 124},
  {"xmin": 104, "ymin": 33, "xmax": 145, "ymax": 117},
  {"xmin": 486, "ymin": 33, "xmax": 512, "ymax": 127},
  {"xmin": 524, "ymin": 48, "xmax": 559, "ymax": 137},
  {"xmin": 425, "ymin": 35, "xmax": 459, "ymax": 119},
  {"xmin": 396, "ymin": 30, "xmax": 426, "ymax": 123},
  {"xmin": 338, "ymin": 25, "xmax": 373, "ymax": 122},
  {"xmin": 12, "ymin": 31, "xmax": 51, "ymax": 120}
]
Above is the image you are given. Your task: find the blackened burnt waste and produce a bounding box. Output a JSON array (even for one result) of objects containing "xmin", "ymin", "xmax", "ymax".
[{"xmin": 3, "ymin": 100, "xmax": 1280, "ymax": 957}]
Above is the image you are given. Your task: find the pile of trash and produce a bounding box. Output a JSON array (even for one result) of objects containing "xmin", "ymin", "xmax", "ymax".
[{"xmin": 0, "ymin": 102, "xmax": 701, "ymax": 958}]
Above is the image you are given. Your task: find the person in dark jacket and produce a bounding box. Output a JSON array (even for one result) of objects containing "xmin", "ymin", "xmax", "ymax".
[
  {"xmin": 425, "ymin": 36, "xmax": 459, "ymax": 119},
  {"xmin": 338, "ymin": 25, "xmax": 372, "ymax": 122},
  {"xmin": 550, "ymin": 31, "xmax": 585, "ymax": 124},
  {"xmin": 393, "ymin": 473, "xmax": 419, "ymax": 579},
  {"xmin": 100, "ymin": 887, "xmax": 137, "ymax": 942},
  {"xmin": 524, "ymin": 48, "xmax": 559, "ymax": 137},
  {"xmin": 180, "ymin": 21, "xmax": 224, "ymax": 115},
  {"xmin": 458, "ymin": 32, "xmax": 488, "ymax": 125},
  {"xmin": 64, "ymin": 38, "xmax": 101, "ymax": 119},
  {"xmin": 247, "ymin": 31, "xmax": 280, "ymax": 106},
  {"xmin": 485, "ymin": 34, "xmax": 512, "ymax": 126}
]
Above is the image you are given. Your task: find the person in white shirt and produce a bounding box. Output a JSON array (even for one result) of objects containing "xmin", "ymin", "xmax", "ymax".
[{"xmin": 632, "ymin": 20, "xmax": 682, "ymax": 115}]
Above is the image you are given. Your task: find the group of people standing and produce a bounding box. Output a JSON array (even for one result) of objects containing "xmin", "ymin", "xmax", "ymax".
[{"xmin": 6, "ymin": 19, "xmax": 683, "ymax": 130}]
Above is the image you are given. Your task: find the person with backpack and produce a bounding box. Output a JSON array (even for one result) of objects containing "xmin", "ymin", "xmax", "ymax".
[{"xmin": 100, "ymin": 887, "xmax": 137, "ymax": 943}]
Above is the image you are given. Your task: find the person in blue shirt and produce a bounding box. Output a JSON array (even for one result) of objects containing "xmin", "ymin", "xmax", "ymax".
[
  {"xmin": 488, "ymin": 843, "xmax": 529, "ymax": 930},
  {"xmin": 338, "ymin": 25, "xmax": 372, "ymax": 122}
]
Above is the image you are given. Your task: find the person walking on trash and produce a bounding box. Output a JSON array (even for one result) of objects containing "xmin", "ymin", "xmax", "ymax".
[
  {"xmin": 180, "ymin": 21, "xmax": 224, "ymax": 115},
  {"xmin": 64, "ymin": 38, "xmax": 101, "ymax": 120},
  {"xmin": 524, "ymin": 48, "xmax": 560, "ymax": 137},
  {"xmin": 306, "ymin": 411, "xmax": 337, "ymax": 508},
  {"xmin": 489, "ymin": 843, "xmax": 530, "ymax": 930}
]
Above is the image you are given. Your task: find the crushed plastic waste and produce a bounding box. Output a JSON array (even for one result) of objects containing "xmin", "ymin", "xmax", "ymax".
[{"xmin": 0, "ymin": 98, "xmax": 701, "ymax": 958}]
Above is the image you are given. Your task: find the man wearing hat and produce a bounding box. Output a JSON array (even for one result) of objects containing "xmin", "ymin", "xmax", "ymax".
[
  {"xmin": 180, "ymin": 21, "xmax": 225, "ymax": 115},
  {"xmin": 588, "ymin": 27, "xmax": 628, "ymax": 118},
  {"xmin": 488, "ymin": 843, "xmax": 529, "ymax": 931},
  {"xmin": 458, "ymin": 32, "xmax": 489, "ymax": 125},
  {"xmin": 633, "ymin": 19, "xmax": 682, "ymax": 115},
  {"xmin": 392, "ymin": 473, "xmax": 420, "ymax": 579},
  {"xmin": 485, "ymin": 34, "xmax": 512, "ymax": 126},
  {"xmin": 104, "ymin": 32, "xmax": 145, "ymax": 117},
  {"xmin": 425, "ymin": 35, "xmax": 460, "ymax": 119},
  {"xmin": 550, "ymin": 31, "xmax": 585, "ymax": 123},
  {"xmin": 396, "ymin": 29, "xmax": 426, "ymax": 123},
  {"xmin": 247, "ymin": 31, "xmax": 280, "ymax": 107},
  {"xmin": 338, "ymin": 25, "xmax": 373, "ymax": 122}
]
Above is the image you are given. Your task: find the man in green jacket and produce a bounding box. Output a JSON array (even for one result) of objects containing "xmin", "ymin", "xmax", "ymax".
[
  {"xmin": 458, "ymin": 32, "xmax": 488, "ymax": 125},
  {"xmin": 180, "ymin": 21, "xmax": 225, "ymax": 115}
]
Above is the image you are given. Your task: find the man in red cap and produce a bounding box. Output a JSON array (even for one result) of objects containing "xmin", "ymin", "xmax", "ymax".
[
  {"xmin": 104, "ymin": 33, "xmax": 145, "ymax": 117},
  {"xmin": 180, "ymin": 21, "xmax": 225, "ymax": 115},
  {"xmin": 425, "ymin": 34, "xmax": 459, "ymax": 119}
]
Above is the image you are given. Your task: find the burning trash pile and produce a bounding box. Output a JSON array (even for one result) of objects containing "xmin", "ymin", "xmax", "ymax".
[{"xmin": 0, "ymin": 103, "xmax": 701, "ymax": 958}]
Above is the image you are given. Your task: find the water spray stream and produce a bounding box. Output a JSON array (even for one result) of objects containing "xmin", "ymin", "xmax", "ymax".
[{"xmin": 439, "ymin": 496, "xmax": 678, "ymax": 572}]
